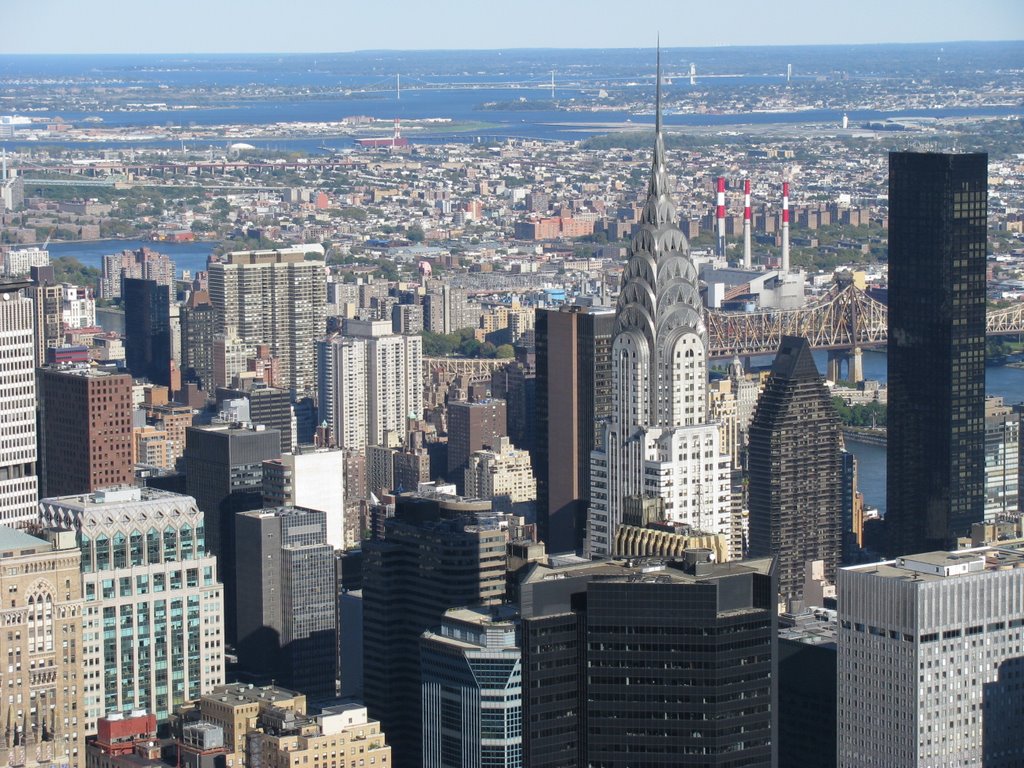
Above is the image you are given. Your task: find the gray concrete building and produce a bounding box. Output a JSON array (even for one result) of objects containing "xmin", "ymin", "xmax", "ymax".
[
  {"xmin": 838, "ymin": 547, "xmax": 1024, "ymax": 767},
  {"xmin": 235, "ymin": 507, "xmax": 337, "ymax": 700}
]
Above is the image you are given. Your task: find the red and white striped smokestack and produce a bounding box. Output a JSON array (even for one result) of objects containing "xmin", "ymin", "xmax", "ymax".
[
  {"xmin": 743, "ymin": 178, "xmax": 752, "ymax": 269},
  {"xmin": 781, "ymin": 180, "xmax": 791, "ymax": 273},
  {"xmin": 716, "ymin": 177, "xmax": 726, "ymax": 257}
]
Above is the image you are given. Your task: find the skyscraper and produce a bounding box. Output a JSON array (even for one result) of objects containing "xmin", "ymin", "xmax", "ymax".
[
  {"xmin": 316, "ymin": 320, "xmax": 423, "ymax": 452},
  {"xmin": 886, "ymin": 152, "xmax": 988, "ymax": 556},
  {"xmin": 235, "ymin": 507, "xmax": 337, "ymax": 699},
  {"xmin": 0, "ymin": 279, "xmax": 39, "ymax": 526},
  {"xmin": 37, "ymin": 365, "xmax": 134, "ymax": 498},
  {"xmin": 362, "ymin": 492, "xmax": 507, "ymax": 767},
  {"xmin": 748, "ymin": 336, "xmax": 842, "ymax": 608},
  {"xmin": 519, "ymin": 554, "xmax": 777, "ymax": 767},
  {"xmin": 587, "ymin": 65, "xmax": 733, "ymax": 558},
  {"xmin": 534, "ymin": 305, "xmax": 614, "ymax": 554},
  {"xmin": 181, "ymin": 289, "xmax": 216, "ymax": 392},
  {"xmin": 420, "ymin": 607, "xmax": 522, "ymax": 768},
  {"xmin": 38, "ymin": 487, "xmax": 225, "ymax": 733},
  {"xmin": 837, "ymin": 547, "xmax": 1024, "ymax": 767},
  {"xmin": 183, "ymin": 423, "xmax": 281, "ymax": 642},
  {"xmin": 207, "ymin": 249, "xmax": 326, "ymax": 395},
  {"xmin": 123, "ymin": 277, "xmax": 172, "ymax": 387}
]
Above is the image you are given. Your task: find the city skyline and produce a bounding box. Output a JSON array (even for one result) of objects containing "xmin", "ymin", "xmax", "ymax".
[{"xmin": 2, "ymin": 0, "xmax": 1021, "ymax": 55}]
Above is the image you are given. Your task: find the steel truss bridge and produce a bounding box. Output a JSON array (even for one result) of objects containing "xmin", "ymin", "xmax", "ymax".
[
  {"xmin": 427, "ymin": 278, "xmax": 1024, "ymax": 385},
  {"xmin": 707, "ymin": 278, "xmax": 1024, "ymax": 360}
]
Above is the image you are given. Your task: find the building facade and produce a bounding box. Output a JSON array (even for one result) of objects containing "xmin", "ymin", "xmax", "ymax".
[
  {"xmin": 181, "ymin": 290, "xmax": 217, "ymax": 393},
  {"xmin": 207, "ymin": 250, "xmax": 326, "ymax": 395},
  {"xmin": 885, "ymin": 152, "xmax": 988, "ymax": 556},
  {"xmin": 362, "ymin": 493, "xmax": 506, "ymax": 767},
  {"xmin": 0, "ymin": 527, "xmax": 84, "ymax": 768},
  {"xmin": 748, "ymin": 336, "xmax": 842, "ymax": 608},
  {"xmin": 38, "ymin": 487, "xmax": 225, "ymax": 734},
  {"xmin": 983, "ymin": 399, "xmax": 1019, "ymax": 522},
  {"xmin": 262, "ymin": 447, "xmax": 345, "ymax": 550},
  {"xmin": 519, "ymin": 555, "xmax": 777, "ymax": 767},
  {"xmin": 317, "ymin": 322, "xmax": 423, "ymax": 452},
  {"xmin": 464, "ymin": 436, "xmax": 536, "ymax": 517},
  {"xmin": 446, "ymin": 399, "xmax": 507, "ymax": 492},
  {"xmin": 37, "ymin": 365, "xmax": 133, "ymax": 499},
  {"xmin": 534, "ymin": 305, "xmax": 614, "ymax": 554},
  {"xmin": 587, "ymin": 96, "xmax": 733, "ymax": 558},
  {"xmin": 0, "ymin": 280, "xmax": 39, "ymax": 525},
  {"xmin": 235, "ymin": 508, "xmax": 337, "ymax": 699},
  {"xmin": 838, "ymin": 548, "xmax": 1024, "ymax": 767},
  {"xmin": 421, "ymin": 607, "xmax": 522, "ymax": 768},
  {"xmin": 123, "ymin": 278, "xmax": 172, "ymax": 388},
  {"xmin": 183, "ymin": 424, "xmax": 281, "ymax": 644}
]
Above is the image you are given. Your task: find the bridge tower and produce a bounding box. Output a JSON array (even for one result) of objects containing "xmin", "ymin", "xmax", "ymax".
[{"xmin": 826, "ymin": 347, "xmax": 863, "ymax": 384}]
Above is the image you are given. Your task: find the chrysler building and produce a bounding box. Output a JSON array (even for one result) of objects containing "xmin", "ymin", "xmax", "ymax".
[{"xmin": 587, "ymin": 57, "xmax": 734, "ymax": 558}]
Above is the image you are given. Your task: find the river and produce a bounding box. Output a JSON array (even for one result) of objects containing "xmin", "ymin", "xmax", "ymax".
[
  {"xmin": 813, "ymin": 348, "xmax": 1024, "ymax": 517},
  {"xmin": 47, "ymin": 239, "xmax": 217, "ymax": 279}
]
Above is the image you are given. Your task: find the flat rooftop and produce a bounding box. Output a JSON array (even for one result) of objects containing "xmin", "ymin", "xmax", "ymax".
[
  {"xmin": 844, "ymin": 547, "xmax": 1024, "ymax": 582},
  {"xmin": 522, "ymin": 555, "xmax": 774, "ymax": 587},
  {"xmin": 202, "ymin": 683, "xmax": 303, "ymax": 706},
  {"xmin": 0, "ymin": 526, "xmax": 50, "ymax": 556}
]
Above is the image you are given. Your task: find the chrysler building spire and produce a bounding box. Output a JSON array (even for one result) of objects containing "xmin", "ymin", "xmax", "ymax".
[{"xmin": 586, "ymin": 50, "xmax": 734, "ymax": 560}]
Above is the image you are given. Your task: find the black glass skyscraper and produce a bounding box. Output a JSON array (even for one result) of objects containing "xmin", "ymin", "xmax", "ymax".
[
  {"xmin": 519, "ymin": 556, "xmax": 778, "ymax": 767},
  {"xmin": 123, "ymin": 277, "xmax": 172, "ymax": 386},
  {"xmin": 748, "ymin": 336, "xmax": 842, "ymax": 608},
  {"xmin": 886, "ymin": 152, "xmax": 988, "ymax": 557}
]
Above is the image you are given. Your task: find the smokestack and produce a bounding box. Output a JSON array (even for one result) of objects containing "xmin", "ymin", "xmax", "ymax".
[
  {"xmin": 716, "ymin": 177, "xmax": 726, "ymax": 258},
  {"xmin": 781, "ymin": 180, "xmax": 790, "ymax": 273},
  {"xmin": 743, "ymin": 178, "xmax": 752, "ymax": 269}
]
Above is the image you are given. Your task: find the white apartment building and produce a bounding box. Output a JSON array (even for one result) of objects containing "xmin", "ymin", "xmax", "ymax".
[
  {"xmin": 465, "ymin": 436, "xmax": 536, "ymax": 514},
  {"xmin": 838, "ymin": 548, "xmax": 1024, "ymax": 767},
  {"xmin": 262, "ymin": 447, "xmax": 346, "ymax": 549},
  {"xmin": 0, "ymin": 284, "xmax": 38, "ymax": 525},
  {"xmin": 317, "ymin": 320, "xmax": 422, "ymax": 452},
  {"xmin": 2, "ymin": 247, "xmax": 48, "ymax": 276},
  {"xmin": 61, "ymin": 284, "xmax": 95, "ymax": 329}
]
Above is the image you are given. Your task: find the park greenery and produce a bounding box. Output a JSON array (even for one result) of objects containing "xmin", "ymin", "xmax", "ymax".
[
  {"xmin": 831, "ymin": 397, "xmax": 887, "ymax": 428},
  {"xmin": 421, "ymin": 328, "xmax": 514, "ymax": 359},
  {"xmin": 51, "ymin": 256, "xmax": 101, "ymax": 288}
]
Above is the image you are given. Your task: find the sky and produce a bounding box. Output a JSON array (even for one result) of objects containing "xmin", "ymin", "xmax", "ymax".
[{"xmin": 4, "ymin": 0, "xmax": 1023, "ymax": 54}]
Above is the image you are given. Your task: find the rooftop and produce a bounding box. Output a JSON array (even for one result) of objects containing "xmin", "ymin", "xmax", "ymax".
[
  {"xmin": 844, "ymin": 547, "xmax": 1024, "ymax": 582},
  {"xmin": 521, "ymin": 555, "xmax": 774, "ymax": 587},
  {"xmin": 202, "ymin": 683, "xmax": 303, "ymax": 706},
  {"xmin": 0, "ymin": 526, "xmax": 49, "ymax": 556}
]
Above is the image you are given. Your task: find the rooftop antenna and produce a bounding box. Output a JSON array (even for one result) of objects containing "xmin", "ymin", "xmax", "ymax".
[{"xmin": 655, "ymin": 35, "xmax": 662, "ymax": 137}]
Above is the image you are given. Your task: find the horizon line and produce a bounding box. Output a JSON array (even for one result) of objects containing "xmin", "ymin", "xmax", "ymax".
[{"xmin": 2, "ymin": 38, "xmax": 1023, "ymax": 57}]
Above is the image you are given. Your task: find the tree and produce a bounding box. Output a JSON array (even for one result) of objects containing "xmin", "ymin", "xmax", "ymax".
[
  {"xmin": 406, "ymin": 223, "xmax": 425, "ymax": 243},
  {"xmin": 495, "ymin": 344, "xmax": 515, "ymax": 359}
]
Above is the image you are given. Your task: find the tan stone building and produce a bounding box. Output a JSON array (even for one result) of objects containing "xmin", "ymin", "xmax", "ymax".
[
  {"xmin": 0, "ymin": 526, "xmax": 84, "ymax": 768},
  {"xmin": 247, "ymin": 702, "xmax": 390, "ymax": 768},
  {"xmin": 182, "ymin": 683, "xmax": 306, "ymax": 768}
]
